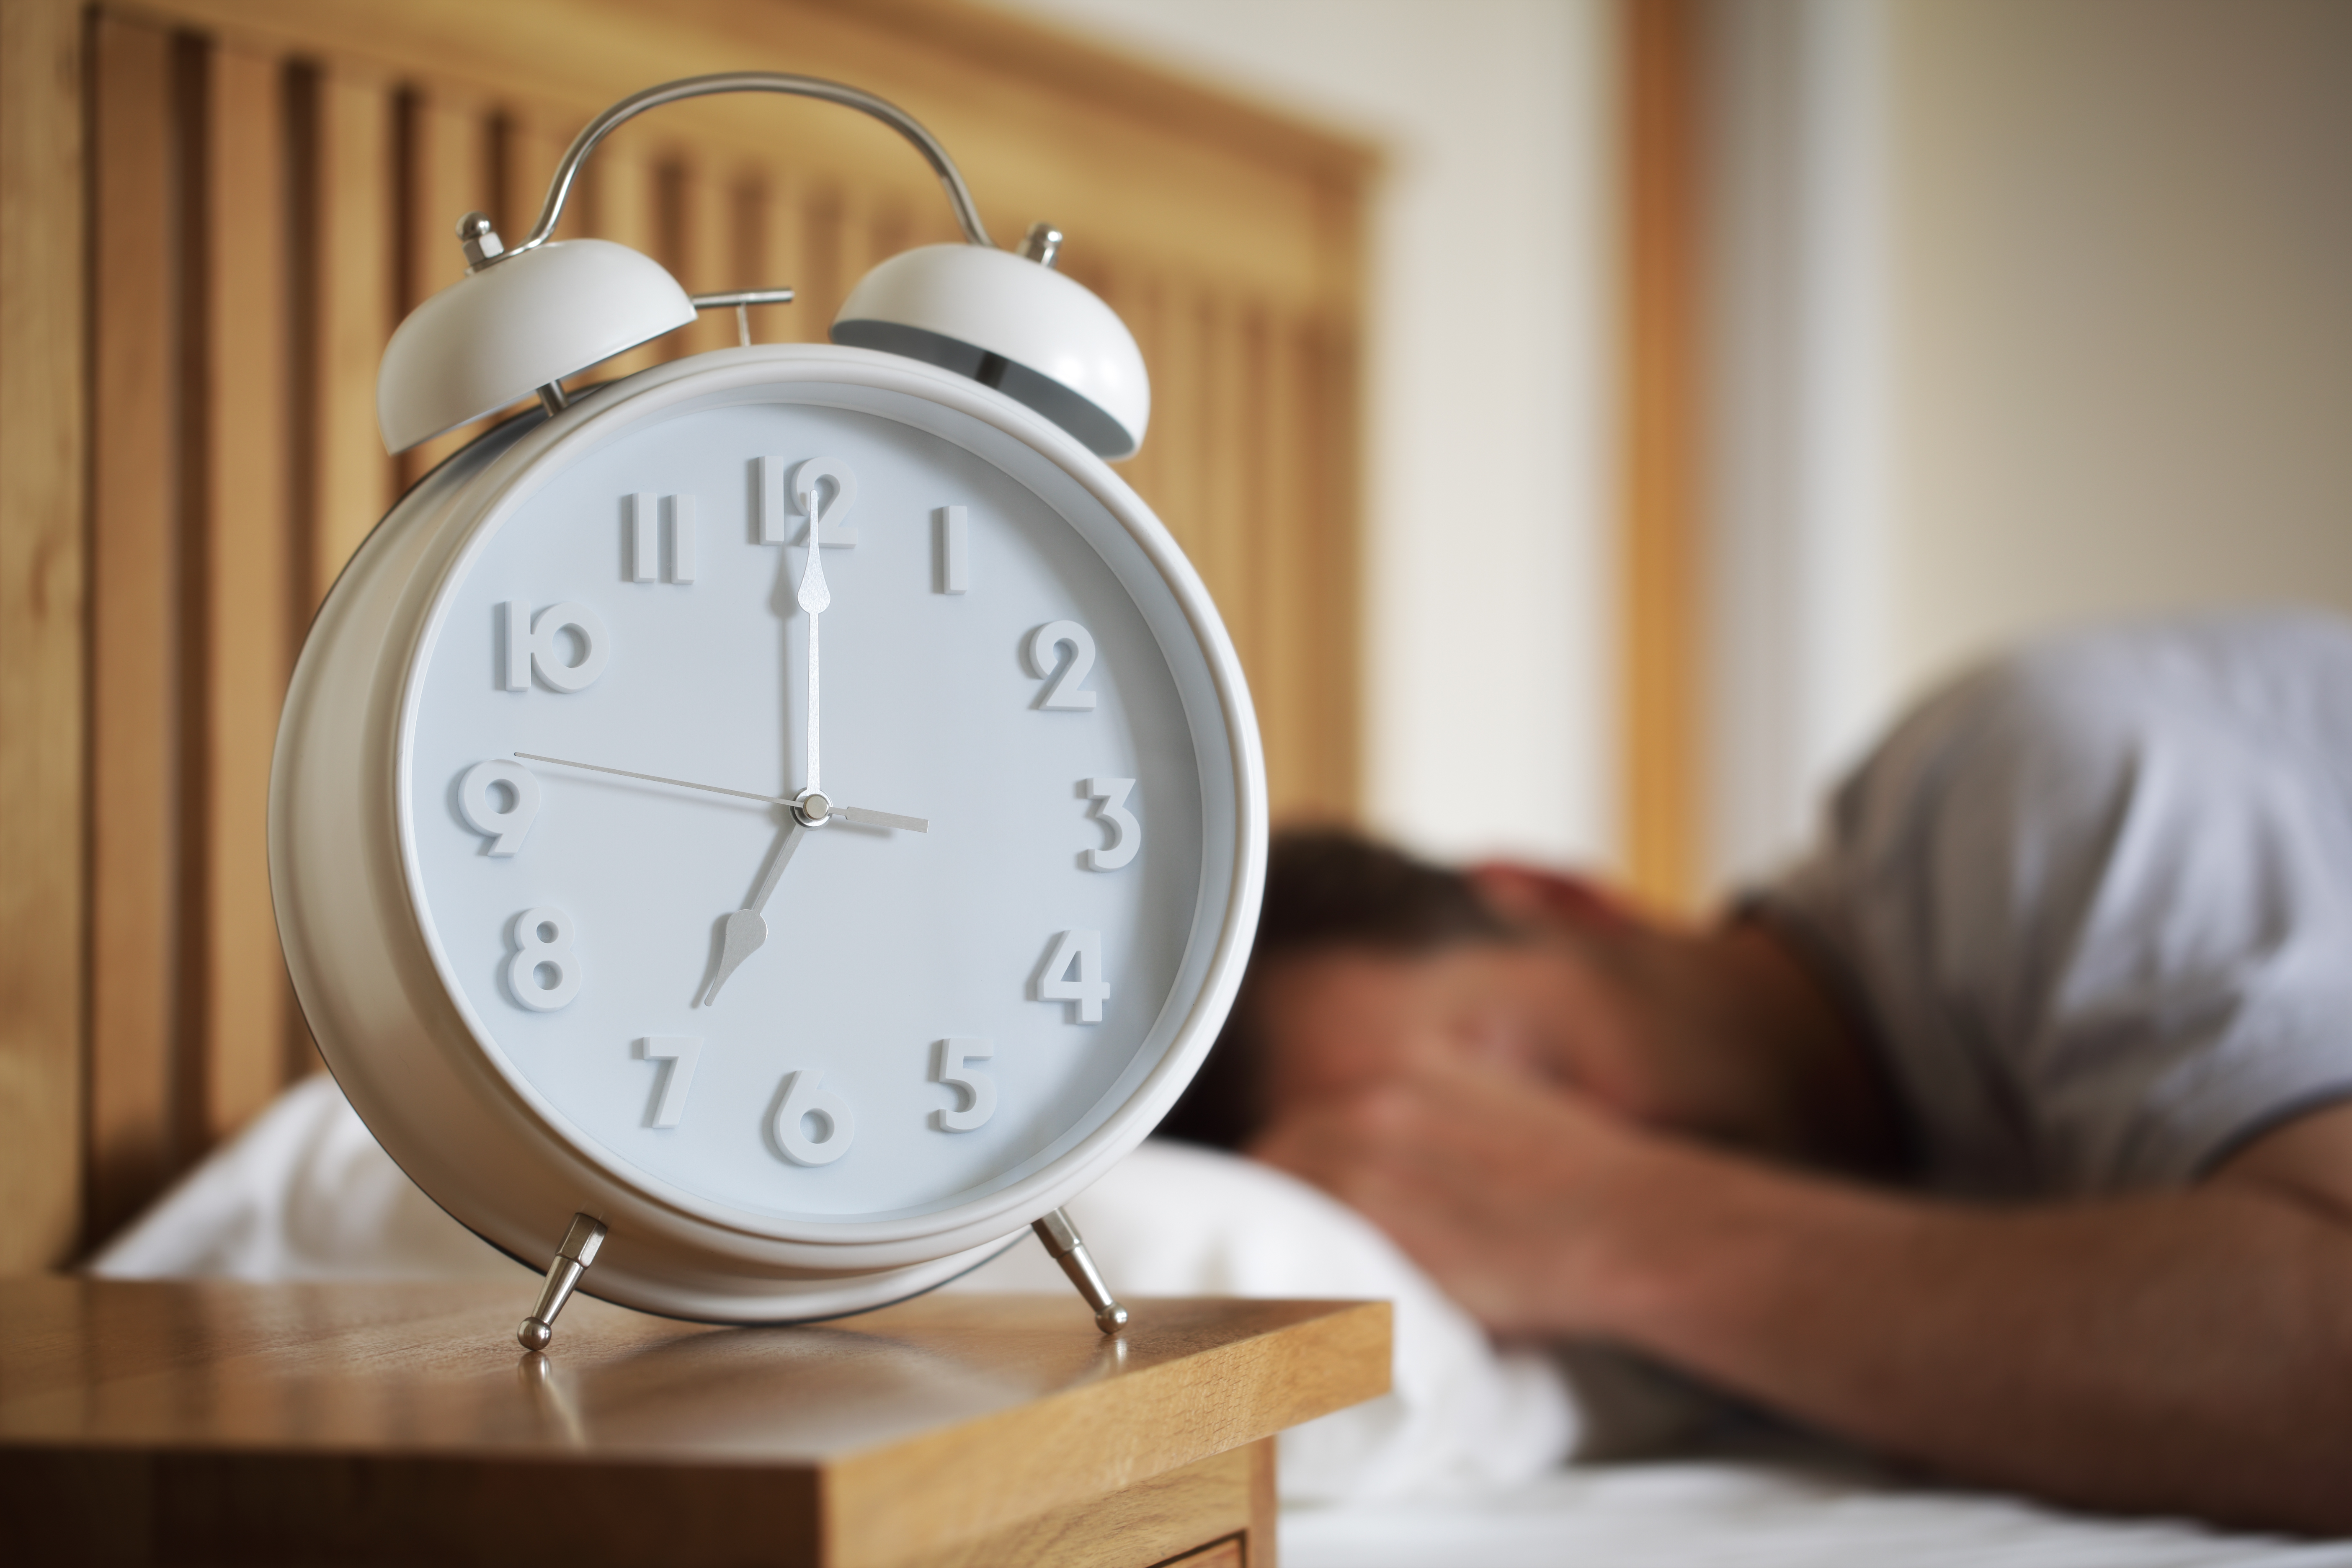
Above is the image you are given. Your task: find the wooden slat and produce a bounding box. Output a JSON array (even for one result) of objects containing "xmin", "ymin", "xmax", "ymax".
[
  {"xmin": 196, "ymin": 41, "xmax": 297, "ymax": 1142},
  {"xmin": 751, "ymin": 169, "xmax": 816, "ymax": 344},
  {"xmin": 1620, "ymin": 0, "xmax": 1704, "ymax": 911},
  {"xmin": 1302, "ymin": 315, "xmax": 1362, "ymax": 820},
  {"xmin": 490, "ymin": 111, "xmax": 570, "ymax": 246},
  {"xmin": 396, "ymin": 90, "xmax": 496, "ymax": 483},
  {"xmin": 0, "ymin": 0, "xmax": 88, "ymax": 1273},
  {"xmin": 307, "ymin": 66, "xmax": 398, "ymax": 602},
  {"xmin": 86, "ymin": 15, "xmax": 184, "ymax": 1250},
  {"xmin": 1259, "ymin": 313, "xmax": 1313, "ymax": 823}
]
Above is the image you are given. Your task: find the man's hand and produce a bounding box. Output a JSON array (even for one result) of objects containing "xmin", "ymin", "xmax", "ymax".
[
  {"xmin": 1258, "ymin": 1074, "xmax": 2352, "ymax": 1534},
  {"xmin": 1249, "ymin": 1057, "xmax": 1669, "ymax": 1336}
]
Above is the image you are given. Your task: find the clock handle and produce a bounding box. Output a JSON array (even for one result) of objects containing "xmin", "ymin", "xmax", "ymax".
[
  {"xmin": 516, "ymin": 1212, "xmax": 609, "ymax": 1352},
  {"xmin": 504, "ymin": 74, "xmax": 994, "ymax": 264},
  {"xmin": 1033, "ymin": 1209, "xmax": 1130, "ymax": 1336}
]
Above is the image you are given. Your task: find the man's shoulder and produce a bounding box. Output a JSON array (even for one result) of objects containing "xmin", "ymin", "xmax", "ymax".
[{"xmin": 1900, "ymin": 611, "xmax": 2352, "ymax": 775}]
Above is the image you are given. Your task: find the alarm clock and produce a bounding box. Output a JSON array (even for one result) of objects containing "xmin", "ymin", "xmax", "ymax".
[{"xmin": 268, "ymin": 73, "xmax": 1266, "ymax": 1347}]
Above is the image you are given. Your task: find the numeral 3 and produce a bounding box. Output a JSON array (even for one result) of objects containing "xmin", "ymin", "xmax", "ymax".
[{"xmin": 1082, "ymin": 777, "xmax": 1140, "ymax": 870}]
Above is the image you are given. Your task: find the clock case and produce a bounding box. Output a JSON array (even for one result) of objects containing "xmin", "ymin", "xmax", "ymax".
[{"xmin": 271, "ymin": 343, "xmax": 1267, "ymax": 1324}]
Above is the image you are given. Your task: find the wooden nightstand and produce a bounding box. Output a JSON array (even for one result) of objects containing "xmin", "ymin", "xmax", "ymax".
[{"xmin": 0, "ymin": 1280, "xmax": 1387, "ymax": 1566}]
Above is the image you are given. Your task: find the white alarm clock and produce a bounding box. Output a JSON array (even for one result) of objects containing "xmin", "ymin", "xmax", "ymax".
[{"xmin": 268, "ymin": 74, "xmax": 1266, "ymax": 1347}]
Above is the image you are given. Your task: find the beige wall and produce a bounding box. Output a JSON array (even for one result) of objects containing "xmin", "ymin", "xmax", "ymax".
[
  {"xmin": 1702, "ymin": 0, "xmax": 2352, "ymax": 895},
  {"xmin": 1886, "ymin": 0, "xmax": 2352, "ymax": 701},
  {"xmin": 992, "ymin": 0, "xmax": 1624, "ymax": 866}
]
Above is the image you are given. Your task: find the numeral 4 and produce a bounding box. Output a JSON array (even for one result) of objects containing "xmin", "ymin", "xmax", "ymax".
[
  {"xmin": 933, "ymin": 1038, "xmax": 995, "ymax": 1132},
  {"xmin": 1037, "ymin": 929, "xmax": 1109, "ymax": 1024}
]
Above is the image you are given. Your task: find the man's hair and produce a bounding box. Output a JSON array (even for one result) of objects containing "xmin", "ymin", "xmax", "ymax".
[{"xmin": 1156, "ymin": 826, "xmax": 1508, "ymax": 1150}]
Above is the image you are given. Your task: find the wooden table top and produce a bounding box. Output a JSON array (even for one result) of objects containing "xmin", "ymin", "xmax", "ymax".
[{"xmin": 0, "ymin": 1280, "xmax": 1389, "ymax": 1566}]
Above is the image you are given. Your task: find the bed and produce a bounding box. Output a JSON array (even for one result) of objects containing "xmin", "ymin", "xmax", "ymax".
[{"xmin": 94, "ymin": 1075, "xmax": 2352, "ymax": 1567}]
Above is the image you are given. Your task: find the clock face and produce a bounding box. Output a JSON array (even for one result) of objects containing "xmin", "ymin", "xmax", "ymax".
[{"xmin": 396, "ymin": 374, "xmax": 1228, "ymax": 1235}]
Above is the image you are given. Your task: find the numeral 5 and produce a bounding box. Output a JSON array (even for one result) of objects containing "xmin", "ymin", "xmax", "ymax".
[{"xmin": 933, "ymin": 1038, "xmax": 996, "ymax": 1132}]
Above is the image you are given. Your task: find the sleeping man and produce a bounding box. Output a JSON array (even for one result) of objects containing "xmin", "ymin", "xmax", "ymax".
[{"xmin": 1163, "ymin": 612, "xmax": 2352, "ymax": 1535}]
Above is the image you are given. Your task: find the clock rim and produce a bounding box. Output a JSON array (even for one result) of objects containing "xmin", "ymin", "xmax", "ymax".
[{"xmin": 387, "ymin": 343, "xmax": 1267, "ymax": 1256}]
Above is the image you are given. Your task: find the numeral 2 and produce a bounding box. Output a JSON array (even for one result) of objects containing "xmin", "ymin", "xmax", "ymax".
[
  {"xmin": 1027, "ymin": 621, "xmax": 1097, "ymax": 710},
  {"xmin": 759, "ymin": 455, "xmax": 858, "ymax": 546},
  {"xmin": 1037, "ymin": 929, "xmax": 1109, "ymax": 1023}
]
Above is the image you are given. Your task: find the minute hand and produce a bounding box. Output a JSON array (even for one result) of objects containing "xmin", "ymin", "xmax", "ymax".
[{"xmin": 511, "ymin": 753, "xmax": 926, "ymax": 832}]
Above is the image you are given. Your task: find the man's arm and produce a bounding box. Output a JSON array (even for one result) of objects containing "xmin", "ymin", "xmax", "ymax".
[{"xmin": 1253, "ymin": 1071, "xmax": 2352, "ymax": 1534}]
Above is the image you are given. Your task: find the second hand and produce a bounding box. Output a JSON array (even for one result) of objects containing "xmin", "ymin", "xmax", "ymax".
[{"xmin": 513, "ymin": 753, "xmax": 927, "ymax": 833}]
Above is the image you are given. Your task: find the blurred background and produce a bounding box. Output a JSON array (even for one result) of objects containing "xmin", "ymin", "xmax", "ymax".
[
  {"xmin": 1002, "ymin": 0, "xmax": 2352, "ymax": 905},
  {"xmin": 2, "ymin": 0, "xmax": 2347, "ymax": 1270}
]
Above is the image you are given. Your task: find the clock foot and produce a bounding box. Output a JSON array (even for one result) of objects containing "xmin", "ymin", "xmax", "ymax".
[
  {"xmin": 516, "ymin": 1212, "xmax": 608, "ymax": 1352},
  {"xmin": 1033, "ymin": 1207, "xmax": 1129, "ymax": 1335}
]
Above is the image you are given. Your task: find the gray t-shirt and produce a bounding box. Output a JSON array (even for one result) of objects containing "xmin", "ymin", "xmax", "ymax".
[{"xmin": 1762, "ymin": 613, "xmax": 2352, "ymax": 1198}]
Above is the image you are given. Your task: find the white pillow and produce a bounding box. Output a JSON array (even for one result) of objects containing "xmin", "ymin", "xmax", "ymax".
[
  {"xmin": 90, "ymin": 1072, "xmax": 517, "ymax": 1281},
  {"xmin": 92, "ymin": 1075, "xmax": 1582, "ymax": 1501},
  {"xmin": 947, "ymin": 1137, "xmax": 1582, "ymax": 1501}
]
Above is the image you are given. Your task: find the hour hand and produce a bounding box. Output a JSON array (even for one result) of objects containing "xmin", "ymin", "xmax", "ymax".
[
  {"xmin": 701, "ymin": 910, "xmax": 767, "ymax": 1007},
  {"xmin": 700, "ymin": 820, "xmax": 805, "ymax": 1007}
]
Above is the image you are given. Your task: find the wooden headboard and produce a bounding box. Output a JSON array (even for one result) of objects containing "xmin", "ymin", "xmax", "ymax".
[{"xmin": 0, "ymin": 0, "xmax": 1370, "ymax": 1268}]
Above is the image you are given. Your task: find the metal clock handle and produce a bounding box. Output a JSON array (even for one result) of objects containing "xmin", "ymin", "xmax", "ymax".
[{"xmin": 476, "ymin": 72, "xmax": 994, "ymax": 272}]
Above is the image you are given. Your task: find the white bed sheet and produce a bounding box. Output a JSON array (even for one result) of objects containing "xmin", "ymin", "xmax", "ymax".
[{"xmin": 1280, "ymin": 1462, "xmax": 2352, "ymax": 1568}]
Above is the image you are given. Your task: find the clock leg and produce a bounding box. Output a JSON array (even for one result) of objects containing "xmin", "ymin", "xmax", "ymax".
[
  {"xmin": 516, "ymin": 1213, "xmax": 609, "ymax": 1352},
  {"xmin": 1033, "ymin": 1208, "xmax": 1130, "ymax": 1335}
]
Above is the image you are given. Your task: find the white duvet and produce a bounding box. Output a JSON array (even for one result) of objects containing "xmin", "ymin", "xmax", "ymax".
[{"xmin": 94, "ymin": 1075, "xmax": 2352, "ymax": 1566}]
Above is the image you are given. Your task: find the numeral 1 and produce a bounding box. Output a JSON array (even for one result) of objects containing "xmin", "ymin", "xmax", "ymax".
[
  {"xmin": 936, "ymin": 505, "xmax": 969, "ymax": 594},
  {"xmin": 501, "ymin": 600, "xmax": 610, "ymax": 692},
  {"xmin": 1037, "ymin": 929, "xmax": 1109, "ymax": 1023},
  {"xmin": 628, "ymin": 493, "xmax": 696, "ymax": 584}
]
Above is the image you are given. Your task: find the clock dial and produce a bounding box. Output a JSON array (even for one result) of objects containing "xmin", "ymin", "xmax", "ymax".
[{"xmin": 401, "ymin": 388, "xmax": 1210, "ymax": 1227}]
